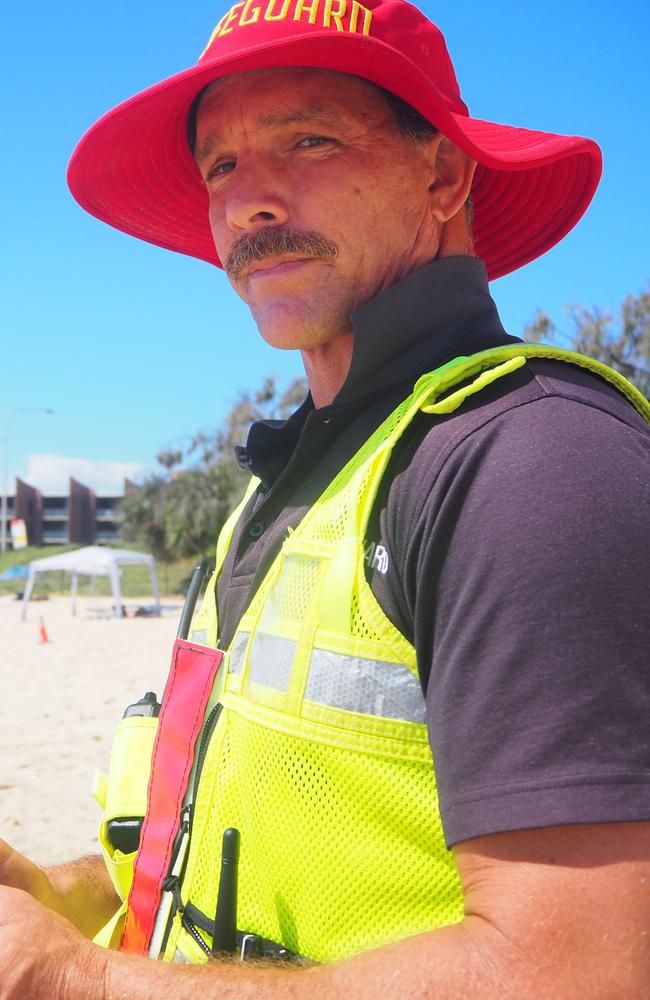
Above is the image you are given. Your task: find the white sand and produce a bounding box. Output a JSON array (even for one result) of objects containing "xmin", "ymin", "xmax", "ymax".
[{"xmin": 0, "ymin": 594, "xmax": 182, "ymax": 866}]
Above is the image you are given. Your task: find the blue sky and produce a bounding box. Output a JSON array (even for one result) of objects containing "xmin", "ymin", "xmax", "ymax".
[{"xmin": 1, "ymin": 1, "xmax": 648, "ymax": 494}]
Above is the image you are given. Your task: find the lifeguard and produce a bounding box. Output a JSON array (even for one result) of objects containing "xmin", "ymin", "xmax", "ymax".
[{"xmin": 204, "ymin": 0, "xmax": 374, "ymax": 47}]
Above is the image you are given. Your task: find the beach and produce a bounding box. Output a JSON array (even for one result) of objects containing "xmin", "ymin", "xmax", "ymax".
[{"xmin": 0, "ymin": 594, "xmax": 182, "ymax": 866}]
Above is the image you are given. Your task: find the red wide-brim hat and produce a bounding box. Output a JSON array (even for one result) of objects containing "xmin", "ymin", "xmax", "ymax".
[{"xmin": 67, "ymin": 0, "xmax": 602, "ymax": 281}]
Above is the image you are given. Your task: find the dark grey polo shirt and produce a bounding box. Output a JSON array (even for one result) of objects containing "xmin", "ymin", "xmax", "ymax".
[{"xmin": 215, "ymin": 256, "xmax": 650, "ymax": 847}]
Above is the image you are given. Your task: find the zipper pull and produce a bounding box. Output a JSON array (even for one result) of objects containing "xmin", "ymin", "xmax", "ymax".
[
  {"xmin": 161, "ymin": 874, "xmax": 184, "ymax": 916},
  {"xmin": 180, "ymin": 804, "xmax": 191, "ymax": 833}
]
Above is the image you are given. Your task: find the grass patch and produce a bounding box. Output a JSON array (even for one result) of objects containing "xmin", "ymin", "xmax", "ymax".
[{"xmin": 0, "ymin": 545, "xmax": 203, "ymax": 599}]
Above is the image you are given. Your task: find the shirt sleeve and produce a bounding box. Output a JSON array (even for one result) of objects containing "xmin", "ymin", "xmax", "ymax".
[{"xmin": 373, "ymin": 389, "xmax": 650, "ymax": 847}]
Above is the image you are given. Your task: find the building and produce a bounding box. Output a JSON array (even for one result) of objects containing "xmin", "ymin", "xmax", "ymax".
[{"xmin": 1, "ymin": 478, "xmax": 139, "ymax": 548}]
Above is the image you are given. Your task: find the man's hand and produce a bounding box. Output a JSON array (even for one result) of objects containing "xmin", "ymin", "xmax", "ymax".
[
  {"xmin": 0, "ymin": 838, "xmax": 60, "ymax": 911},
  {"xmin": 0, "ymin": 885, "xmax": 108, "ymax": 1000},
  {"xmin": 0, "ymin": 838, "xmax": 119, "ymax": 939}
]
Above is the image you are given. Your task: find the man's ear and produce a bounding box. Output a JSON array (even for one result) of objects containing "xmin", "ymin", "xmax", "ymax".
[{"xmin": 425, "ymin": 135, "xmax": 477, "ymax": 223}]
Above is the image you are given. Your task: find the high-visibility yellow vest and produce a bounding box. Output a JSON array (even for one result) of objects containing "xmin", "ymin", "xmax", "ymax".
[
  {"xmin": 159, "ymin": 346, "xmax": 650, "ymax": 963},
  {"xmin": 95, "ymin": 347, "xmax": 650, "ymax": 960}
]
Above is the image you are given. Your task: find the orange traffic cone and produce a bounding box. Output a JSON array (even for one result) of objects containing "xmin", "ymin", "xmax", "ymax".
[{"xmin": 38, "ymin": 617, "xmax": 50, "ymax": 644}]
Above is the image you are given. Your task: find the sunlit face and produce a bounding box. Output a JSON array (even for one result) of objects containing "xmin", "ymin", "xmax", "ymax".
[{"xmin": 194, "ymin": 67, "xmax": 440, "ymax": 350}]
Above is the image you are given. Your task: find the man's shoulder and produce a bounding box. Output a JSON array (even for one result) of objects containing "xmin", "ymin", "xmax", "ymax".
[
  {"xmin": 366, "ymin": 353, "xmax": 650, "ymax": 676},
  {"xmin": 366, "ymin": 356, "xmax": 650, "ymax": 631},
  {"xmin": 442, "ymin": 353, "xmax": 647, "ymax": 440},
  {"xmin": 393, "ymin": 355, "xmax": 650, "ymax": 502}
]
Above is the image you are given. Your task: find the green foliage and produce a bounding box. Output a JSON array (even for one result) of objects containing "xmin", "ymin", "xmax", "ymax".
[
  {"xmin": 190, "ymin": 374, "xmax": 307, "ymax": 465},
  {"xmin": 164, "ymin": 464, "xmax": 245, "ymax": 559},
  {"xmin": 121, "ymin": 374, "xmax": 307, "ymax": 563},
  {"xmin": 524, "ymin": 283, "xmax": 650, "ymax": 398},
  {"xmin": 121, "ymin": 475, "xmax": 170, "ymax": 561}
]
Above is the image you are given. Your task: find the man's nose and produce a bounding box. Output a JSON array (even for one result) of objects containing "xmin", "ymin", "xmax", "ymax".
[{"xmin": 223, "ymin": 159, "xmax": 290, "ymax": 234}]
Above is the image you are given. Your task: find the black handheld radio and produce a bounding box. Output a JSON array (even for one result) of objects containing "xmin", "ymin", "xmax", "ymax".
[{"xmin": 106, "ymin": 691, "xmax": 161, "ymax": 855}]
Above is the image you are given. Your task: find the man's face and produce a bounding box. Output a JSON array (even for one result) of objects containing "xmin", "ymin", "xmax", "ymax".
[{"xmin": 194, "ymin": 67, "xmax": 440, "ymax": 350}]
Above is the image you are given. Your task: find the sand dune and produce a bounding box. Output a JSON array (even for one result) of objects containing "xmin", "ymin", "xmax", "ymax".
[{"xmin": 0, "ymin": 594, "xmax": 182, "ymax": 866}]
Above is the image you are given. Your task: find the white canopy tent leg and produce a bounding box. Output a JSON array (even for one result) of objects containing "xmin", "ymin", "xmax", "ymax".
[
  {"xmin": 71, "ymin": 572, "xmax": 78, "ymax": 616},
  {"xmin": 21, "ymin": 569, "xmax": 36, "ymax": 621},
  {"xmin": 149, "ymin": 559, "xmax": 161, "ymax": 616},
  {"xmin": 110, "ymin": 566, "xmax": 123, "ymax": 618}
]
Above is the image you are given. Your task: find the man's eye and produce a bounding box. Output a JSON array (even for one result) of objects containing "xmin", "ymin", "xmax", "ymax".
[
  {"xmin": 207, "ymin": 159, "xmax": 236, "ymax": 180},
  {"xmin": 296, "ymin": 136, "xmax": 332, "ymax": 148}
]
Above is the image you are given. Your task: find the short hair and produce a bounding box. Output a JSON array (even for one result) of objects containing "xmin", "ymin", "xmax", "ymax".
[
  {"xmin": 379, "ymin": 88, "xmax": 474, "ymax": 235},
  {"xmin": 377, "ymin": 87, "xmax": 438, "ymax": 146},
  {"xmin": 188, "ymin": 91, "xmax": 201, "ymax": 153}
]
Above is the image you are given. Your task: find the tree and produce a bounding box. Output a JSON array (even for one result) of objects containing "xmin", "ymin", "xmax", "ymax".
[
  {"xmin": 163, "ymin": 464, "xmax": 244, "ymax": 559},
  {"xmin": 524, "ymin": 283, "xmax": 650, "ymax": 398},
  {"xmin": 190, "ymin": 375, "xmax": 307, "ymax": 466},
  {"xmin": 121, "ymin": 475, "xmax": 170, "ymax": 563},
  {"xmin": 122, "ymin": 374, "xmax": 308, "ymax": 563}
]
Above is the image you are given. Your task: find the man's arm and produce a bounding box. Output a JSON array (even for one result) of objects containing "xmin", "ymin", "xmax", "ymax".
[
  {"xmin": 2, "ymin": 821, "xmax": 649, "ymax": 999},
  {"xmin": 0, "ymin": 838, "xmax": 119, "ymax": 939}
]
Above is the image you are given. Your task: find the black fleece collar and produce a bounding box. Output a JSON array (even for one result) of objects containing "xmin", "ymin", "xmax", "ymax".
[{"xmin": 238, "ymin": 255, "xmax": 519, "ymax": 473}]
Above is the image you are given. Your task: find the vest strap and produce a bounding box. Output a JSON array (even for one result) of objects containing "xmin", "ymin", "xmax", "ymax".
[
  {"xmin": 121, "ymin": 639, "xmax": 224, "ymax": 954},
  {"xmin": 190, "ymin": 477, "xmax": 261, "ymax": 646}
]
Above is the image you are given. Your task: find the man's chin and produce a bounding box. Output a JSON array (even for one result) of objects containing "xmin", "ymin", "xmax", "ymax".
[{"xmin": 251, "ymin": 300, "xmax": 343, "ymax": 351}]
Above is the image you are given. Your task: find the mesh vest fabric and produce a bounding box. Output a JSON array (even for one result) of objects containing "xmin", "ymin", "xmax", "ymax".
[{"xmin": 154, "ymin": 347, "xmax": 650, "ymax": 964}]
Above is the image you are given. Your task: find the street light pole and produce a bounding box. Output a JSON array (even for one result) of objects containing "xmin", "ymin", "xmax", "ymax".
[
  {"xmin": 1, "ymin": 408, "xmax": 54, "ymax": 554},
  {"xmin": 0, "ymin": 419, "xmax": 9, "ymax": 556}
]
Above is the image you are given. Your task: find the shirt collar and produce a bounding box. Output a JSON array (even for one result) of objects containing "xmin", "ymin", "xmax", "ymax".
[
  {"xmin": 239, "ymin": 255, "xmax": 518, "ymax": 473},
  {"xmin": 338, "ymin": 255, "xmax": 514, "ymax": 402}
]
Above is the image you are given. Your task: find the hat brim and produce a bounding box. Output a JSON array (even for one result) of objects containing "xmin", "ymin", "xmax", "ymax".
[{"xmin": 67, "ymin": 31, "xmax": 602, "ymax": 281}]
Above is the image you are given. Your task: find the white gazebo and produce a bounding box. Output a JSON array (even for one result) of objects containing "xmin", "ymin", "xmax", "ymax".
[{"xmin": 21, "ymin": 546, "xmax": 160, "ymax": 620}]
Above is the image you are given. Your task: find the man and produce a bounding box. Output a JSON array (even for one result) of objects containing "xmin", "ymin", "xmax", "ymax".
[{"xmin": 1, "ymin": 1, "xmax": 649, "ymax": 996}]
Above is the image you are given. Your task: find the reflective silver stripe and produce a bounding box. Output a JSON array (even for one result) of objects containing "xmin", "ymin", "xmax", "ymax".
[
  {"xmin": 229, "ymin": 631, "xmax": 251, "ymax": 676},
  {"xmin": 189, "ymin": 629, "xmax": 208, "ymax": 646},
  {"xmin": 305, "ymin": 649, "xmax": 426, "ymax": 724},
  {"xmin": 249, "ymin": 632, "xmax": 296, "ymax": 692}
]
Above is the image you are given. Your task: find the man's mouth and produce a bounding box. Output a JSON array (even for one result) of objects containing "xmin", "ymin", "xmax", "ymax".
[{"xmin": 246, "ymin": 256, "xmax": 317, "ymax": 279}]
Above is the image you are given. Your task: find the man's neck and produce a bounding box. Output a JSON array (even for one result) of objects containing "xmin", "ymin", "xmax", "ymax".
[{"xmin": 301, "ymin": 333, "xmax": 355, "ymax": 408}]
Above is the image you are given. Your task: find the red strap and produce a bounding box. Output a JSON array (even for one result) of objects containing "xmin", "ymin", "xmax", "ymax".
[{"xmin": 121, "ymin": 638, "xmax": 223, "ymax": 954}]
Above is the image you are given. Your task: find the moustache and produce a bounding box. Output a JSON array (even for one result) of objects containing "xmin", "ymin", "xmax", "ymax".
[{"xmin": 224, "ymin": 226, "xmax": 338, "ymax": 280}]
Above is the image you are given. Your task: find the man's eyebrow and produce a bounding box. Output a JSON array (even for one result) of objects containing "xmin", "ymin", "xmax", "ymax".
[
  {"xmin": 257, "ymin": 106, "xmax": 339, "ymax": 129},
  {"xmin": 195, "ymin": 131, "xmax": 226, "ymax": 166},
  {"xmin": 194, "ymin": 105, "xmax": 341, "ymax": 165}
]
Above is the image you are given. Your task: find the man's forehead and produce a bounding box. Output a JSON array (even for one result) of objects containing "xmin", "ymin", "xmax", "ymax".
[
  {"xmin": 194, "ymin": 67, "xmax": 388, "ymax": 155},
  {"xmin": 200, "ymin": 65, "xmax": 381, "ymax": 107}
]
